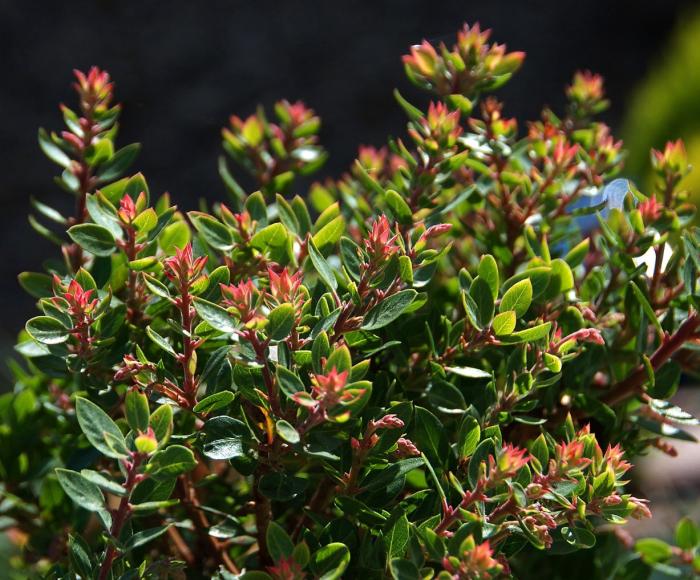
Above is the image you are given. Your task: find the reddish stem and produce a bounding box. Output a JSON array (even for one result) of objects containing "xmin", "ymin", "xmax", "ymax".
[
  {"xmin": 97, "ymin": 454, "xmax": 143, "ymax": 580},
  {"xmin": 601, "ymin": 311, "xmax": 700, "ymax": 407}
]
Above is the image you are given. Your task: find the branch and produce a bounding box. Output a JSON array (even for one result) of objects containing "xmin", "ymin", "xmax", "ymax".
[{"xmin": 601, "ymin": 311, "xmax": 700, "ymax": 407}]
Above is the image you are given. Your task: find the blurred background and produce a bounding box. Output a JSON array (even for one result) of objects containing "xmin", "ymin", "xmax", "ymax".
[{"xmin": 1, "ymin": 0, "xmax": 700, "ymax": 553}]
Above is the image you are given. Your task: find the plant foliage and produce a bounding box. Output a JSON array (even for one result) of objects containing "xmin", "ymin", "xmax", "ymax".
[{"xmin": 4, "ymin": 23, "xmax": 700, "ymax": 579}]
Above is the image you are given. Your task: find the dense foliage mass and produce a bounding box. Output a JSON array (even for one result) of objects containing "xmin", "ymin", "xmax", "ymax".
[{"xmin": 3, "ymin": 23, "xmax": 700, "ymax": 579}]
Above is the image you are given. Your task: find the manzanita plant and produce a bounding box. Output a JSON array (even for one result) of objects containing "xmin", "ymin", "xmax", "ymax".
[{"xmin": 4, "ymin": 23, "xmax": 700, "ymax": 579}]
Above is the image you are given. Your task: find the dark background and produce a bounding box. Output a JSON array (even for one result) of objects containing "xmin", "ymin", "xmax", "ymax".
[{"xmin": 0, "ymin": 0, "xmax": 695, "ymax": 359}]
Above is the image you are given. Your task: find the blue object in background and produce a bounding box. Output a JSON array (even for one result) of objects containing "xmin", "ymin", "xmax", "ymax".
[{"xmin": 569, "ymin": 178, "xmax": 634, "ymax": 236}]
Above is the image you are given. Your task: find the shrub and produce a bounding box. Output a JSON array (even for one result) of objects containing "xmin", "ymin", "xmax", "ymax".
[{"xmin": 5, "ymin": 22, "xmax": 700, "ymax": 579}]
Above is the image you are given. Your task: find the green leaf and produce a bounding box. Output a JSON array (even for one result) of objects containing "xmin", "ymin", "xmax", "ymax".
[
  {"xmin": 79, "ymin": 469, "xmax": 127, "ymax": 496},
  {"xmin": 38, "ymin": 128, "xmax": 71, "ymax": 168},
  {"xmin": 26, "ymin": 316, "xmax": 69, "ymax": 345},
  {"xmin": 125, "ymin": 525, "xmax": 173, "ymax": 551},
  {"xmin": 276, "ymin": 366, "xmax": 305, "ymax": 398},
  {"xmin": 266, "ymin": 303, "xmax": 296, "ymax": 341},
  {"xmin": 390, "ymin": 558, "xmax": 420, "ymax": 580},
  {"xmin": 469, "ymin": 277, "xmax": 494, "ymax": 327},
  {"xmin": 457, "ymin": 416, "xmax": 481, "ymax": 461},
  {"xmin": 362, "ymin": 290, "xmax": 417, "ymax": 331},
  {"xmin": 76, "ymin": 397, "xmax": 128, "ymax": 459},
  {"xmin": 445, "ymin": 366, "xmax": 491, "ymax": 379},
  {"xmin": 85, "ymin": 192, "xmax": 121, "ymax": 238},
  {"xmin": 529, "ymin": 434, "xmax": 549, "ymax": 471},
  {"xmin": 492, "ymin": 311, "xmax": 516, "ymax": 336},
  {"xmin": 468, "ymin": 438, "xmax": 495, "ymax": 487},
  {"xmin": 413, "ymin": 406, "xmax": 450, "ymax": 468},
  {"xmin": 97, "ymin": 143, "xmax": 141, "ymax": 182},
  {"xmin": 629, "ymin": 281, "xmax": 663, "ymax": 339},
  {"xmin": 564, "ymin": 238, "xmax": 590, "ymax": 268},
  {"xmin": 385, "ymin": 513, "xmax": 410, "ymax": 557},
  {"xmin": 67, "ymin": 224, "xmax": 116, "ymax": 257},
  {"xmin": 146, "ymin": 326, "xmax": 177, "ymax": 356},
  {"xmin": 193, "ymin": 391, "xmax": 235, "ymax": 414},
  {"xmin": 143, "ymin": 274, "xmax": 172, "ymax": 300},
  {"xmin": 478, "ymin": 255, "xmax": 499, "ymax": 299},
  {"xmin": 361, "ymin": 458, "xmax": 424, "ymax": 491},
  {"xmin": 307, "ymin": 237, "xmax": 338, "ymax": 291},
  {"xmin": 55, "ymin": 469, "xmax": 105, "ymax": 512},
  {"xmin": 150, "ymin": 404, "xmax": 174, "ymax": 445},
  {"xmin": 148, "ymin": 445, "xmax": 197, "ymax": 480},
  {"xmin": 500, "ymin": 278, "xmax": 532, "ymax": 318},
  {"xmin": 325, "ymin": 345, "xmax": 352, "ymax": 374},
  {"xmin": 276, "ymin": 194, "xmax": 300, "ymax": 234},
  {"xmin": 133, "ymin": 208, "xmax": 158, "ymax": 233},
  {"xmin": 189, "ymin": 212, "xmax": 234, "ymax": 251},
  {"xmin": 503, "ymin": 322, "xmax": 552, "ymax": 344},
  {"xmin": 259, "ymin": 473, "xmax": 308, "ymax": 501},
  {"xmin": 310, "ymin": 543, "xmax": 351, "ymax": 580},
  {"xmin": 18, "ymin": 271, "xmax": 54, "ymax": 299},
  {"xmin": 385, "ymin": 190, "xmax": 413, "ymax": 225},
  {"xmin": 312, "ymin": 216, "xmax": 345, "ymax": 252},
  {"xmin": 159, "ymin": 221, "xmax": 191, "ymax": 254},
  {"xmin": 275, "ymin": 419, "xmax": 300, "ymax": 444},
  {"xmin": 393, "ymin": 89, "xmax": 424, "ymax": 122},
  {"xmin": 267, "ymin": 521, "xmax": 294, "ymax": 562},
  {"xmin": 194, "ymin": 297, "xmax": 237, "ymax": 333},
  {"xmin": 636, "ymin": 538, "xmax": 673, "ymax": 564},
  {"xmin": 68, "ymin": 534, "xmax": 94, "ymax": 579},
  {"xmin": 251, "ymin": 223, "xmax": 288, "ymax": 253},
  {"xmin": 675, "ymin": 517, "xmax": 699, "ymax": 550},
  {"xmin": 125, "ymin": 390, "xmax": 150, "ymax": 432}
]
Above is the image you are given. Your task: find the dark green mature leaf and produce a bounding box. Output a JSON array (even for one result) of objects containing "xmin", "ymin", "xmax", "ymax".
[
  {"xmin": 76, "ymin": 397, "xmax": 128, "ymax": 459},
  {"xmin": 308, "ymin": 237, "xmax": 338, "ymax": 291},
  {"xmin": 148, "ymin": 445, "xmax": 197, "ymax": 480},
  {"xmin": 190, "ymin": 212, "xmax": 234, "ymax": 251},
  {"xmin": 362, "ymin": 290, "xmax": 417, "ymax": 330},
  {"xmin": 26, "ymin": 316, "xmax": 69, "ymax": 345},
  {"xmin": 193, "ymin": 391, "xmax": 235, "ymax": 414},
  {"xmin": 194, "ymin": 297, "xmax": 237, "ymax": 333},
  {"xmin": 412, "ymin": 406, "xmax": 450, "ymax": 468},
  {"xmin": 266, "ymin": 303, "xmax": 296, "ymax": 340},
  {"xmin": 469, "ymin": 277, "xmax": 494, "ymax": 327},
  {"xmin": 629, "ymin": 281, "xmax": 663, "ymax": 338},
  {"xmin": 97, "ymin": 143, "xmax": 141, "ymax": 182},
  {"xmin": 267, "ymin": 522, "xmax": 294, "ymax": 562},
  {"xmin": 125, "ymin": 525, "xmax": 173, "ymax": 551},
  {"xmin": 38, "ymin": 128, "xmax": 71, "ymax": 167},
  {"xmin": 468, "ymin": 438, "xmax": 495, "ymax": 487},
  {"xmin": 146, "ymin": 326, "xmax": 177, "ymax": 356},
  {"xmin": 55, "ymin": 469, "xmax": 105, "ymax": 512},
  {"xmin": 384, "ymin": 512, "xmax": 410, "ymax": 558},
  {"xmin": 67, "ymin": 223, "xmax": 116, "ymax": 257},
  {"xmin": 259, "ymin": 472, "xmax": 308, "ymax": 501},
  {"xmin": 390, "ymin": 558, "xmax": 420, "ymax": 580}
]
